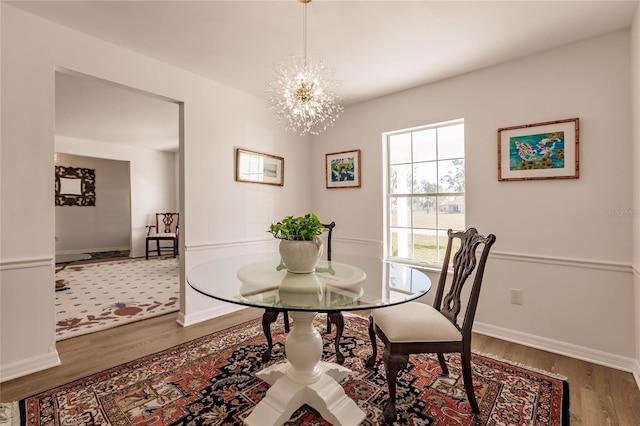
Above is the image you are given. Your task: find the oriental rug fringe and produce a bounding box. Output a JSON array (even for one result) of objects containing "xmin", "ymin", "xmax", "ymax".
[{"xmin": 16, "ymin": 314, "xmax": 569, "ymax": 425}]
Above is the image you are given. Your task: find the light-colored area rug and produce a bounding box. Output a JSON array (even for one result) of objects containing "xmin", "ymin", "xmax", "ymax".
[{"xmin": 55, "ymin": 257, "xmax": 179, "ymax": 341}]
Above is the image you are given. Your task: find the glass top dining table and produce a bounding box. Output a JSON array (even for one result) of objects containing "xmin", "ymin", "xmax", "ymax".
[
  {"xmin": 187, "ymin": 252, "xmax": 431, "ymax": 426},
  {"xmin": 187, "ymin": 252, "xmax": 431, "ymax": 313}
]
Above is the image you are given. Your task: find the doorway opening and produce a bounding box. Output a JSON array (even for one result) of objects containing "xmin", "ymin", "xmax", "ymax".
[{"xmin": 54, "ymin": 69, "xmax": 183, "ymax": 339}]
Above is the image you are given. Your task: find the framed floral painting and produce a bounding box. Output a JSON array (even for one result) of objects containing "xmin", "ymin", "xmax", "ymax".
[
  {"xmin": 326, "ymin": 149, "xmax": 361, "ymax": 188},
  {"xmin": 498, "ymin": 118, "xmax": 579, "ymax": 181}
]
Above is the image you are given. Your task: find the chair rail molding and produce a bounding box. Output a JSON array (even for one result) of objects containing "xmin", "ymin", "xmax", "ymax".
[
  {"xmin": 185, "ymin": 236, "xmax": 382, "ymax": 254},
  {"xmin": 185, "ymin": 237, "xmax": 276, "ymax": 253},
  {"xmin": 0, "ymin": 256, "xmax": 53, "ymax": 271},
  {"xmin": 490, "ymin": 250, "xmax": 633, "ymax": 273}
]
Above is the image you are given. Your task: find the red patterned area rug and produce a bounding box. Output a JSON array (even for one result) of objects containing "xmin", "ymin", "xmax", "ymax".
[{"xmin": 17, "ymin": 315, "xmax": 569, "ymax": 425}]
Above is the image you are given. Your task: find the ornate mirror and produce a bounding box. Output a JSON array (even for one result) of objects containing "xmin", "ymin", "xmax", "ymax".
[{"xmin": 55, "ymin": 165, "xmax": 96, "ymax": 206}]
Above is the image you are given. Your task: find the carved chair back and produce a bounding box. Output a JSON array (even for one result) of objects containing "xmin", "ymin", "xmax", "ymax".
[
  {"xmin": 152, "ymin": 212, "xmax": 179, "ymax": 236},
  {"xmin": 432, "ymin": 228, "xmax": 496, "ymax": 340}
]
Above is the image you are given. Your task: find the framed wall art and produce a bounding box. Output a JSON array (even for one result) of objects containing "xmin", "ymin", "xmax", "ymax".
[
  {"xmin": 235, "ymin": 148, "xmax": 284, "ymax": 186},
  {"xmin": 55, "ymin": 165, "xmax": 96, "ymax": 206},
  {"xmin": 326, "ymin": 149, "xmax": 361, "ymax": 188},
  {"xmin": 498, "ymin": 117, "xmax": 579, "ymax": 181}
]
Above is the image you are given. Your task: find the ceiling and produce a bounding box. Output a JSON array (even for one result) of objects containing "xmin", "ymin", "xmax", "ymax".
[
  {"xmin": 8, "ymin": 0, "xmax": 638, "ymax": 151},
  {"xmin": 55, "ymin": 72, "xmax": 180, "ymax": 152}
]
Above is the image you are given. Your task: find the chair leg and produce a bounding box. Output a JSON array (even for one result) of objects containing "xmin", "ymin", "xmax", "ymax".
[
  {"xmin": 327, "ymin": 312, "xmax": 344, "ymax": 364},
  {"xmin": 461, "ymin": 347, "xmax": 480, "ymax": 413},
  {"xmin": 283, "ymin": 311, "xmax": 290, "ymax": 333},
  {"xmin": 365, "ymin": 315, "xmax": 377, "ymax": 368},
  {"xmin": 382, "ymin": 349, "xmax": 408, "ymax": 424},
  {"xmin": 437, "ymin": 352, "xmax": 449, "ymax": 375},
  {"xmin": 145, "ymin": 239, "xmax": 150, "ymax": 260},
  {"xmin": 261, "ymin": 310, "xmax": 280, "ymax": 362},
  {"xmin": 156, "ymin": 240, "xmax": 161, "ymax": 257}
]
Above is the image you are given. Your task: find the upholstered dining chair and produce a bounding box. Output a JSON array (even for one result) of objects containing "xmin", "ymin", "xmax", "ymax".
[
  {"xmin": 145, "ymin": 212, "xmax": 179, "ymax": 259},
  {"xmin": 262, "ymin": 222, "xmax": 347, "ymax": 363},
  {"xmin": 366, "ymin": 228, "xmax": 496, "ymax": 423}
]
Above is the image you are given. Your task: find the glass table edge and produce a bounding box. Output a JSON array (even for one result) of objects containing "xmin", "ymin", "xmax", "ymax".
[{"xmin": 186, "ymin": 253, "xmax": 431, "ymax": 312}]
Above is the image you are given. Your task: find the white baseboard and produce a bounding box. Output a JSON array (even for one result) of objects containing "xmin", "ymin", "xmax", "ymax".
[
  {"xmin": 473, "ymin": 321, "xmax": 637, "ymax": 374},
  {"xmin": 0, "ymin": 350, "xmax": 61, "ymax": 383},
  {"xmin": 633, "ymin": 360, "xmax": 640, "ymax": 390},
  {"xmin": 55, "ymin": 246, "xmax": 130, "ymax": 255},
  {"xmin": 178, "ymin": 304, "xmax": 244, "ymax": 327}
]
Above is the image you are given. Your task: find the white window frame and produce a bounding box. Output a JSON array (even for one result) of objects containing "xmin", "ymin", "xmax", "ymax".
[{"xmin": 383, "ymin": 119, "xmax": 465, "ymax": 268}]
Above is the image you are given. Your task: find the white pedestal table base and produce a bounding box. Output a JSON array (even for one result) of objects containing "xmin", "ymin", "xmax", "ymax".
[{"xmin": 243, "ymin": 312, "xmax": 366, "ymax": 426}]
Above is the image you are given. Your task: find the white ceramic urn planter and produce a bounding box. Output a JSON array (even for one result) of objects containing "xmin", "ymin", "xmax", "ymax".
[{"xmin": 279, "ymin": 237, "xmax": 324, "ymax": 273}]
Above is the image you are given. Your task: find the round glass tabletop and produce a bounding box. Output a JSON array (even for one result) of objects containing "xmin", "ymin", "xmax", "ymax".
[{"xmin": 187, "ymin": 252, "xmax": 431, "ymax": 312}]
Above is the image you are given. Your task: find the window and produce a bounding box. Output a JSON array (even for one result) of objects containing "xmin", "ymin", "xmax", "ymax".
[{"xmin": 384, "ymin": 119, "xmax": 465, "ymax": 265}]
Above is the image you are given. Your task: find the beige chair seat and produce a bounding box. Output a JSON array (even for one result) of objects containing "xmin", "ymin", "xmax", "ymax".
[
  {"xmin": 147, "ymin": 232, "xmax": 177, "ymax": 239},
  {"xmin": 372, "ymin": 302, "xmax": 462, "ymax": 343}
]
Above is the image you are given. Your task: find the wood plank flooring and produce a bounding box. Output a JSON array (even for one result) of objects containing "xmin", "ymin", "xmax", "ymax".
[{"xmin": 1, "ymin": 309, "xmax": 639, "ymax": 425}]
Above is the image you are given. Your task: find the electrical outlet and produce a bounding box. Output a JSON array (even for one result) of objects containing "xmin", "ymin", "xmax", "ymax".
[{"xmin": 510, "ymin": 289, "xmax": 523, "ymax": 305}]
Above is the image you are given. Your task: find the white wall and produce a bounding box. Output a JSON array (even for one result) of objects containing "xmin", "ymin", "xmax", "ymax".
[
  {"xmin": 631, "ymin": 4, "xmax": 640, "ymax": 387},
  {"xmin": 56, "ymin": 137, "xmax": 178, "ymax": 258},
  {"xmin": 0, "ymin": 4, "xmax": 308, "ymax": 381},
  {"xmin": 55, "ymin": 153, "xmax": 131, "ymax": 254},
  {"xmin": 312, "ymin": 31, "xmax": 636, "ymax": 371}
]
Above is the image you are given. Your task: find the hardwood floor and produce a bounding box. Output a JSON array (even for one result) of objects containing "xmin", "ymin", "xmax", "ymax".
[
  {"xmin": 472, "ymin": 333, "xmax": 640, "ymax": 426},
  {"xmin": 2, "ymin": 309, "xmax": 639, "ymax": 425}
]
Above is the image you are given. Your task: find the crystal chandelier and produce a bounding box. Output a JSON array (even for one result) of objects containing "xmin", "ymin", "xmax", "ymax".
[{"xmin": 268, "ymin": 0, "xmax": 343, "ymax": 136}]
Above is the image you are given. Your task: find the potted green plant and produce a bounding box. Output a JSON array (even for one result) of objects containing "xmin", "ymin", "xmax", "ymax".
[{"xmin": 268, "ymin": 213, "xmax": 328, "ymax": 273}]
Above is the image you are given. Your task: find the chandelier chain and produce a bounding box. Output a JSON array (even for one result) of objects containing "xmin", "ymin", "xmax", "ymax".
[{"xmin": 302, "ymin": 1, "xmax": 307, "ymax": 66}]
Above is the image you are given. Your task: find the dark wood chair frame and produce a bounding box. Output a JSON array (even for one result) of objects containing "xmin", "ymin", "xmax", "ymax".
[
  {"xmin": 145, "ymin": 212, "xmax": 179, "ymax": 259},
  {"xmin": 261, "ymin": 222, "xmax": 346, "ymax": 364},
  {"xmin": 366, "ymin": 228, "xmax": 496, "ymax": 423}
]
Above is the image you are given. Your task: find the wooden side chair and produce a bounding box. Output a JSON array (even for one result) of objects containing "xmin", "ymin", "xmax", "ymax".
[
  {"xmin": 366, "ymin": 228, "xmax": 496, "ymax": 423},
  {"xmin": 262, "ymin": 222, "xmax": 346, "ymax": 364},
  {"xmin": 145, "ymin": 212, "xmax": 179, "ymax": 259}
]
